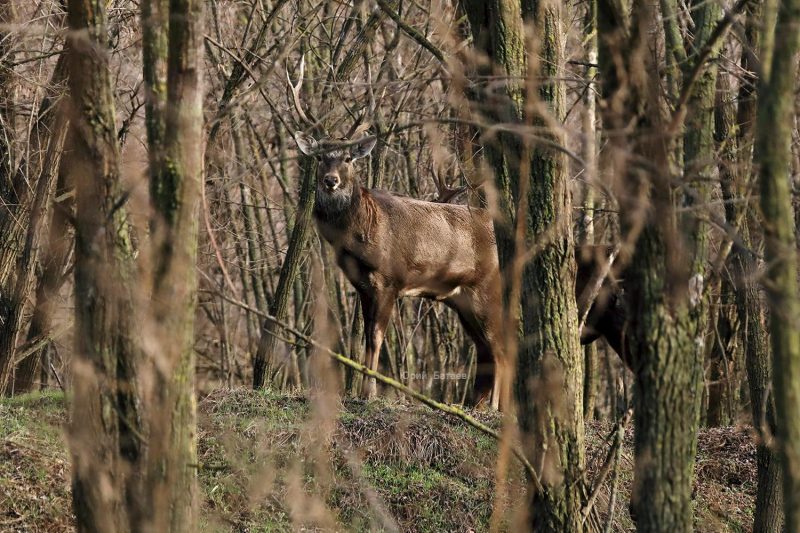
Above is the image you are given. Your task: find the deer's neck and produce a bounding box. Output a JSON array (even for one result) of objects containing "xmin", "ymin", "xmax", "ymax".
[{"xmin": 313, "ymin": 183, "xmax": 364, "ymax": 224}]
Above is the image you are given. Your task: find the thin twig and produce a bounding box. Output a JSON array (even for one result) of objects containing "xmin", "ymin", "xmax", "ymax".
[
  {"xmin": 604, "ymin": 412, "xmax": 630, "ymax": 533},
  {"xmin": 375, "ymin": 0, "xmax": 446, "ymax": 64},
  {"xmin": 582, "ymin": 409, "xmax": 632, "ymax": 523},
  {"xmin": 669, "ymin": 0, "xmax": 751, "ymax": 131}
]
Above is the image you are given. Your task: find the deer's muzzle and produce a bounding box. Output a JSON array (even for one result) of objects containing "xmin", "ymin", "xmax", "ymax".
[{"xmin": 323, "ymin": 175, "xmax": 340, "ymax": 191}]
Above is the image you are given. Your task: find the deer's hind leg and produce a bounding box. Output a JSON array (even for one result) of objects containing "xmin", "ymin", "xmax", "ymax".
[
  {"xmin": 358, "ymin": 286, "xmax": 396, "ymax": 400},
  {"xmin": 445, "ymin": 287, "xmax": 507, "ymax": 409}
]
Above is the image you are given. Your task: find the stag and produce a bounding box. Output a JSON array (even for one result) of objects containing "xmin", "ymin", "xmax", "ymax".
[
  {"xmin": 295, "ymin": 129, "xmax": 508, "ymax": 405},
  {"xmin": 285, "ymin": 58, "xmax": 627, "ymax": 409}
]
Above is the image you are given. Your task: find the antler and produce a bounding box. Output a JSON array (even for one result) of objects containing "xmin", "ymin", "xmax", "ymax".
[
  {"xmin": 431, "ymin": 164, "xmax": 467, "ymax": 204},
  {"xmin": 286, "ymin": 55, "xmax": 325, "ymax": 135},
  {"xmin": 344, "ymin": 112, "xmax": 367, "ymax": 140}
]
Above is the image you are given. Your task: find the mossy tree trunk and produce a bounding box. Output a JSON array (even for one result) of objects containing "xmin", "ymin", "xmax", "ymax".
[
  {"xmin": 65, "ymin": 0, "xmax": 140, "ymax": 529},
  {"xmin": 596, "ymin": 0, "xmax": 719, "ymax": 529},
  {"xmin": 252, "ymin": 52, "xmax": 319, "ymax": 391},
  {"xmin": 518, "ymin": 2, "xmax": 585, "ymax": 530},
  {"xmin": 731, "ymin": 3, "xmax": 783, "ymax": 530},
  {"xmin": 754, "ymin": 0, "xmax": 800, "ymax": 527},
  {"xmin": 627, "ymin": 227, "xmax": 701, "ymax": 532},
  {"xmin": 142, "ymin": 0, "xmax": 204, "ymax": 530},
  {"xmin": 628, "ymin": 0, "xmax": 719, "ymax": 525},
  {"xmin": 464, "ymin": 0, "xmax": 584, "ymax": 529}
]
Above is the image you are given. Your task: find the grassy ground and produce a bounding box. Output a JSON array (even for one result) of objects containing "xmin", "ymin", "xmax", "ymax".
[{"xmin": 1, "ymin": 389, "xmax": 757, "ymax": 532}]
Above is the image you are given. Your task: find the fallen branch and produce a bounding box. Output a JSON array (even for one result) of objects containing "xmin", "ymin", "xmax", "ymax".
[
  {"xmin": 209, "ymin": 289, "xmax": 543, "ymax": 490},
  {"xmin": 12, "ymin": 323, "xmax": 70, "ymax": 366}
]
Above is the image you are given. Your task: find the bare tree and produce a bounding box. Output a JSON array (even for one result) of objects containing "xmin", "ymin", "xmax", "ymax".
[
  {"xmin": 65, "ymin": 0, "xmax": 141, "ymax": 529},
  {"xmin": 464, "ymin": 0, "xmax": 585, "ymax": 528},
  {"xmin": 754, "ymin": 0, "xmax": 800, "ymax": 527},
  {"xmin": 142, "ymin": 0, "xmax": 204, "ymax": 529}
]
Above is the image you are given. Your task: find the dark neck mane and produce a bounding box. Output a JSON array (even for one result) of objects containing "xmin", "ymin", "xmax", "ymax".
[{"xmin": 313, "ymin": 184, "xmax": 363, "ymax": 224}]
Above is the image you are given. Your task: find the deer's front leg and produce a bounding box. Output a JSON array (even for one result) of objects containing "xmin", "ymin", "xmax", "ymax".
[{"xmin": 359, "ymin": 288, "xmax": 396, "ymax": 400}]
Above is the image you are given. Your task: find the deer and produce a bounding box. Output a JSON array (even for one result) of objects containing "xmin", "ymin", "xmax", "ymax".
[
  {"xmin": 294, "ymin": 129, "xmax": 509, "ymax": 406},
  {"xmin": 285, "ymin": 58, "xmax": 628, "ymax": 410}
]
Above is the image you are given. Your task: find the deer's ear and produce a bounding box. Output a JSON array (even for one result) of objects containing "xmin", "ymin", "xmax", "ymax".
[
  {"xmin": 350, "ymin": 136, "xmax": 377, "ymax": 160},
  {"xmin": 294, "ymin": 131, "xmax": 319, "ymax": 155}
]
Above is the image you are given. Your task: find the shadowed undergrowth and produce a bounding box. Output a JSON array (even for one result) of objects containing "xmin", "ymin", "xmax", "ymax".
[{"xmin": 1, "ymin": 389, "xmax": 756, "ymax": 531}]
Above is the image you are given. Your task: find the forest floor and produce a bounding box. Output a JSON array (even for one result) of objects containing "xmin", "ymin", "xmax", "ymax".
[{"xmin": 1, "ymin": 388, "xmax": 756, "ymax": 532}]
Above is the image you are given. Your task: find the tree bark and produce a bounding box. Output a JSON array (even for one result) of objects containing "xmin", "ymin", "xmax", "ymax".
[
  {"xmin": 253, "ymin": 154, "xmax": 317, "ymax": 389},
  {"xmin": 682, "ymin": 0, "xmax": 724, "ymax": 428},
  {"xmin": 465, "ymin": 0, "xmax": 584, "ymax": 529},
  {"xmin": 0, "ymin": 102, "xmax": 67, "ymax": 394},
  {"xmin": 0, "ymin": 45, "xmax": 66, "ymax": 290},
  {"xmin": 729, "ymin": 2, "xmax": 783, "ymax": 529},
  {"xmin": 582, "ymin": 0, "xmax": 599, "ymax": 421},
  {"xmin": 12, "ymin": 166, "xmax": 72, "ymax": 393},
  {"xmin": 0, "ymin": 0, "xmax": 16, "ymax": 200},
  {"xmin": 596, "ymin": 0, "xmax": 717, "ymax": 529},
  {"xmin": 252, "ymin": 45, "xmax": 320, "ymax": 391},
  {"xmin": 142, "ymin": 0, "xmax": 204, "ymax": 530},
  {"xmin": 518, "ymin": 2, "xmax": 584, "ymax": 530},
  {"xmin": 754, "ymin": 0, "xmax": 800, "ymax": 527},
  {"xmin": 0, "ymin": 52, "xmax": 68, "ymax": 393},
  {"xmin": 65, "ymin": 0, "xmax": 139, "ymax": 529}
]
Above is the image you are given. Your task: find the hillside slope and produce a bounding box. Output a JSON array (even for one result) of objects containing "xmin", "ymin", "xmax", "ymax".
[{"xmin": 1, "ymin": 389, "xmax": 756, "ymax": 531}]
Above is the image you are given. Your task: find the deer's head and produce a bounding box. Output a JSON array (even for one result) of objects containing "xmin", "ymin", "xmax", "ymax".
[
  {"xmin": 294, "ymin": 132, "xmax": 376, "ymax": 212},
  {"xmin": 286, "ymin": 55, "xmax": 377, "ymax": 213}
]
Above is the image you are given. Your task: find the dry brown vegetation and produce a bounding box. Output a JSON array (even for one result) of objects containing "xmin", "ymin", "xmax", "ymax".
[{"xmin": 0, "ymin": 0, "xmax": 799, "ymax": 530}]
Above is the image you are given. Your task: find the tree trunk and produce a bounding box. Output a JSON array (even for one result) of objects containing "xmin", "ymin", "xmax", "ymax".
[
  {"xmin": 730, "ymin": 2, "xmax": 783, "ymax": 529},
  {"xmin": 65, "ymin": 0, "xmax": 139, "ymax": 529},
  {"xmin": 142, "ymin": 0, "xmax": 204, "ymax": 529},
  {"xmin": 0, "ymin": 52, "xmax": 69, "ymax": 393},
  {"xmin": 518, "ymin": 2, "xmax": 584, "ymax": 530},
  {"xmin": 12, "ymin": 148, "xmax": 72, "ymax": 393},
  {"xmin": 251, "ymin": 40, "xmax": 322, "ymax": 392},
  {"xmin": 754, "ymin": 0, "xmax": 800, "ymax": 527},
  {"xmin": 253, "ymin": 154, "xmax": 317, "ymax": 389},
  {"xmin": 582, "ymin": 0, "xmax": 599, "ymax": 421},
  {"xmin": 0, "ymin": 0, "xmax": 16, "ymax": 200},
  {"xmin": 0, "ymin": 42, "xmax": 66, "ymax": 293},
  {"xmin": 0, "ymin": 101, "xmax": 67, "ymax": 394},
  {"xmin": 596, "ymin": 0, "xmax": 718, "ymax": 528},
  {"xmin": 705, "ymin": 276, "xmax": 738, "ymax": 427},
  {"xmin": 679, "ymin": 0, "xmax": 725, "ymax": 433},
  {"xmin": 628, "ymin": 227, "xmax": 701, "ymax": 532},
  {"xmin": 465, "ymin": 0, "xmax": 584, "ymax": 529}
]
